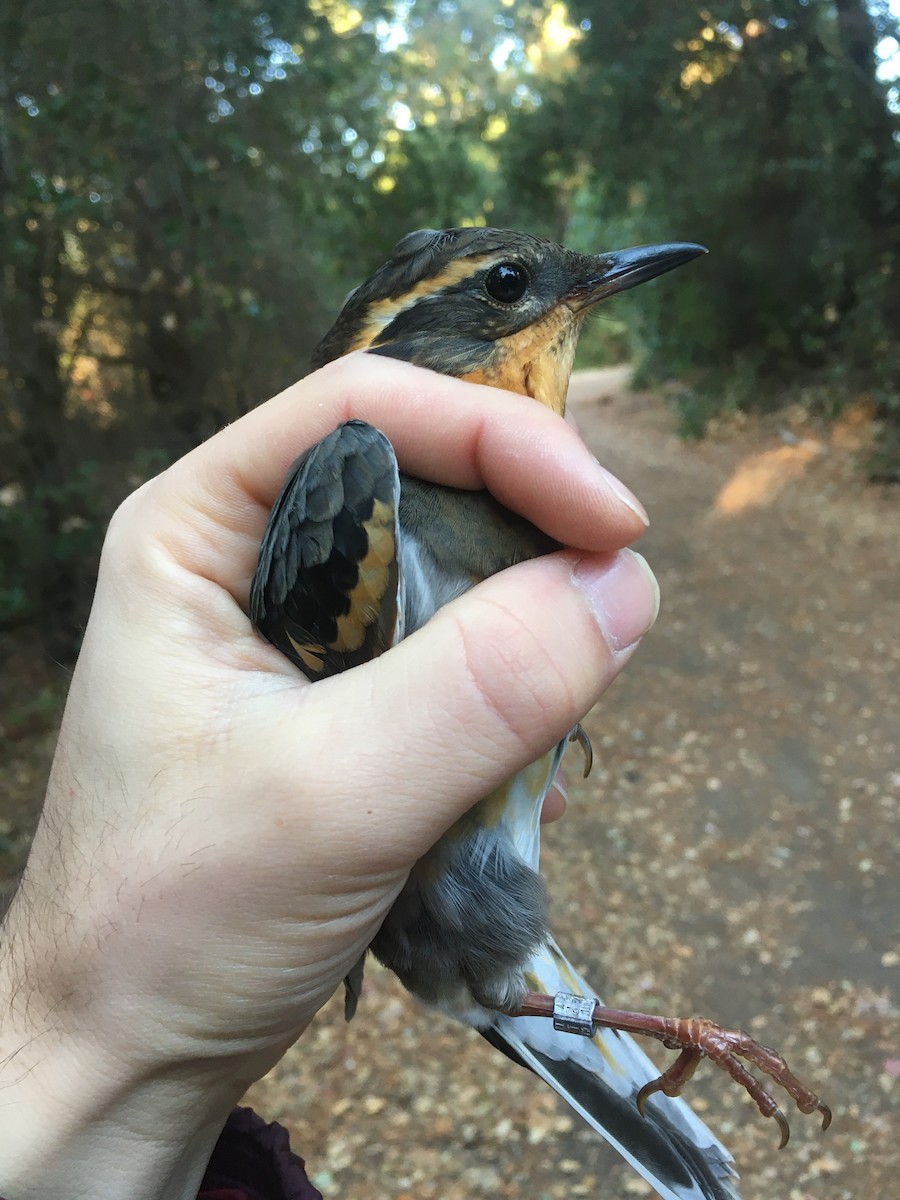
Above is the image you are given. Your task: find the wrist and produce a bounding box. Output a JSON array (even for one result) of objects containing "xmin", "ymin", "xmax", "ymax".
[
  {"xmin": 0, "ymin": 894, "xmax": 263, "ymax": 1200},
  {"xmin": 0, "ymin": 1034, "xmax": 227, "ymax": 1200}
]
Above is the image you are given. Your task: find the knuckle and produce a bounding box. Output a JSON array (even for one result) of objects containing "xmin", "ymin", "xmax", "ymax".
[{"xmin": 450, "ymin": 594, "xmax": 577, "ymax": 754}]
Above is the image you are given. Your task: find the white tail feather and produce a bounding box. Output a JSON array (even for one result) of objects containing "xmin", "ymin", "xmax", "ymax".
[{"xmin": 486, "ymin": 939, "xmax": 741, "ymax": 1200}]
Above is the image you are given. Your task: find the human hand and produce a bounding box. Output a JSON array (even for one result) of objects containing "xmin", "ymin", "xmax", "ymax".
[{"xmin": 0, "ymin": 353, "xmax": 658, "ymax": 1200}]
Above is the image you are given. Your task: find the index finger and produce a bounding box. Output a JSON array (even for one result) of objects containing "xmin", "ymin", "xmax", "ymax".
[{"xmin": 147, "ymin": 353, "xmax": 648, "ymax": 599}]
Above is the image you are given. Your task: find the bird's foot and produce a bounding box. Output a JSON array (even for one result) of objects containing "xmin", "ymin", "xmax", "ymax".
[{"xmin": 515, "ymin": 992, "xmax": 831, "ymax": 1147}]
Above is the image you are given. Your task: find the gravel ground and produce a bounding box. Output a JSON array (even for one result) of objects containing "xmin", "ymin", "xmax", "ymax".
[{"xmin": 2, "ymin": 370, "xmax": 897, "ymax": 1199}]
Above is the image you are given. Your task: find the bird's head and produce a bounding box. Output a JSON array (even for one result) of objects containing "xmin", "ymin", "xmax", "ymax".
[{"xmin": 312, "ymin": 227, "xmax": 705, "ymax": 414}]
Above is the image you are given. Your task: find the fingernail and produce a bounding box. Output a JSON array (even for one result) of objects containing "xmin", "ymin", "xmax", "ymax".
[
  {"xmin": 595, "ymin": 461, "xmax": 649, "ymax": 526},
  {"xmin": 573, "ymin": 549, "xmax": 660, "ymax": 654}
]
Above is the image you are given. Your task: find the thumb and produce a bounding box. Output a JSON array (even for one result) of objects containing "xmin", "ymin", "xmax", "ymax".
[{"xmin": 265, "ymin": 547, "xmax": 659, "ymax": 868}]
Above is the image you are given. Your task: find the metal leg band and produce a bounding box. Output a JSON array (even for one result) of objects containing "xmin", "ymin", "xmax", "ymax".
[{"xmin": 553, "ymin": 992, "xmax": 597, "ymax": 1036}]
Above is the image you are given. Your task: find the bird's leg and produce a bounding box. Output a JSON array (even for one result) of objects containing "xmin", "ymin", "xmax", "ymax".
[
  {"xmin": 515, "ymin": 993, "xmax": 831, "ymax": 1147},
  {"xmin": 568, "ymin": 724, "xmax": 593, "ymax": 778}
]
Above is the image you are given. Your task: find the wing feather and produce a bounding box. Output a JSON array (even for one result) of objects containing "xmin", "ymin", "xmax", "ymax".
[{"xmin": 250, "ymin": 420, "xmax": 400, "ymax": 679}]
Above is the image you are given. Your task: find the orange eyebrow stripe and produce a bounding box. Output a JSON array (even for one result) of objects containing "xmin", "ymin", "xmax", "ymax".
[{"xmin": 346, "ymin": 255, "xmax": 493, "ymax": 353}]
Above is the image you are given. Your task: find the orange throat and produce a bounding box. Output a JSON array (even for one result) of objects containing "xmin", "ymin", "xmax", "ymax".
[{"xmin": 460, "ymin": 306, "xmax": 583, "ymax": 416}]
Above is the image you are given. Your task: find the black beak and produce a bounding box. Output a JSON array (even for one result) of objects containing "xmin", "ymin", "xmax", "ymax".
[{"xmin": 569, "ymin": 242, "xmax": 707, "ymax": 310}]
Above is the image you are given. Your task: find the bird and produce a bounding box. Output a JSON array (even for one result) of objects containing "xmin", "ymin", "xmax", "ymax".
[{"xmin": 250, "ymin": 227, "xmax": 829, "ymax": 1200}]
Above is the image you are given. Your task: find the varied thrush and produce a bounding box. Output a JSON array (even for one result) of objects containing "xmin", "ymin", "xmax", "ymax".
[{"xmin": 250, "ymin": 228, "xmax": 829, "ymax": 1200}]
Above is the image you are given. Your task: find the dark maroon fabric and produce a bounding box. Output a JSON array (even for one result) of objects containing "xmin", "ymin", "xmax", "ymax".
[{"xmin": 198, "ymin": 1107, "xmax": 323, "ymax": 1200}]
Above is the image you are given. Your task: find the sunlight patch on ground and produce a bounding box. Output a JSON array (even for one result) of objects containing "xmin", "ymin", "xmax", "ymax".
[{"xmin": 714, "ymin": 440, "xmax": 826, "ymax": 516}]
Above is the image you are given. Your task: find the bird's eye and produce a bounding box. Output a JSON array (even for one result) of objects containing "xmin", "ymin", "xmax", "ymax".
[{"xmin": 484, "ymin": 262, "xmax": 529, "ymax": 304}]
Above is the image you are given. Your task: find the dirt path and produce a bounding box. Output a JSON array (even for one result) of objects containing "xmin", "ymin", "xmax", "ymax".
[{"xmin": 3, "ymin": 371, "xmax": 897, "ymax": 1199}]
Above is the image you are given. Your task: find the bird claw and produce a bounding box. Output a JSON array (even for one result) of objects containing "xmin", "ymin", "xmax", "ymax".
[
  {"xmin": 635, "ymin": 1046, "xmax": 703, "ymax": 1119},
  {"xmin": 569, "ymin": 724, "xmax": 593, "ymax": 778},
  {"xmin": 635, "ymin": 1077, "xmax": 659, "ymax": 1119},
  {"xmin": 626, "ymin": 1014, "xmax": 831, "ymax": 1149},
  {"xmin": 773, "ymin": 1107, "xmax": 791, "ymax": 1150}
]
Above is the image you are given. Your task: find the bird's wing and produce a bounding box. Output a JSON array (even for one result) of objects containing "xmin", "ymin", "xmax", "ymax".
[
  {"xmin": 250, "ymin": 420, "xmax": 401, "ymax": 679},
  {"xmin": 484, "ymin": 939, "xmax": 740, "ymax": 1200}
]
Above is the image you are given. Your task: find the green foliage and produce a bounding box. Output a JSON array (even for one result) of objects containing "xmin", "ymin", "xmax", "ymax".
[
  {"xmin": 573, "ymin": 313, "xmax": 632, "ymax": 368},
  {"xmin": 500, "ymin": 0, "xmax": 900, "ymax": 457},
  {"xmin": 0, "ymin": 0, "xmax": 561, "ymax": 657},
  {"xmin": 868, "ymin": 391, "xmax": 900, "ymax": 483},
  {"xmin": 0, "ymin": 453, "xmax": 150, "ymax": 642},
  {"xmin": 2, "ymin": 0, "xmax": 898, "ymax": 662},
  {"xmin": 672, "ymin": 389, "xmax": 719, "ymax": 442},
  {"xmin": 2, "ymin": 683, "xmax": 65, "ymax": 737}
]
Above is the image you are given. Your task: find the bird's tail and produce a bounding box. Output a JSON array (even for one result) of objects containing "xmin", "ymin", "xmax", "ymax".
[{"xmin": 486, "ymin": 939, "xmax": 741, "ymax": 1200}]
